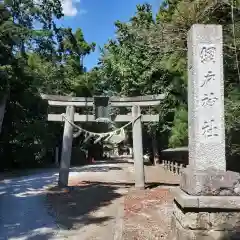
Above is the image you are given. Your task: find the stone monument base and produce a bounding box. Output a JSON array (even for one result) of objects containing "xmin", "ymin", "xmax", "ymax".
[
  {"xmin": 180, "ymin": 167, "xmax": 240, "ymax": 196},
  {"xmin": 172, "ymin": 188, "xmax": 240, "ymax": 240}
]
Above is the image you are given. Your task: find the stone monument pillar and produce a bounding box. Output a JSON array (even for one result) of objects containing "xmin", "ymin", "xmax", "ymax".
[
  {"xmin": 188, "ymin": 24, "xmax": 225, "ymax": 171},
  {"xmin": 172, "ymin": 24, "xmax": 240, "ymax": 240}
]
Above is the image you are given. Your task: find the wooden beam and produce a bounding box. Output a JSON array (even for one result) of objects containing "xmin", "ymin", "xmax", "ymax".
[
  {"xmin": 48, "ymin": 100, "xmax": 94, "ymax": 107},
  {"xmin": 42, "ymin": 93, "xmax": 166, "ymax": 107},
  {"xmin": 48, "ymin": 114, "xmax": 94, "ymax": 122},
  {"xmin": 109, "ymin": 100, "xmax": 161, "ymax": 107},
  {"xmin": 47, "ymin": 114, "xmax": 159, "ymax": 122},
  {"xmin": 48, "ymin": 100, "xmax": 162, "ymax": 107},
  {"xmin": 110, "ymin": 94, "xmax": 166, "ymax": 102},
  {"xmin": 41, "ymin": 93, "xmax": 166, "ymax": 102},
  {"xmin": 41, "ymin": 94, "xmax": 93, "ymax": 102}
]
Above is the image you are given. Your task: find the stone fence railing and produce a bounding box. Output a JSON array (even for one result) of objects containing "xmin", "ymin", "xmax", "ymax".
[
  {"xmin": 161, "ymin": 147, "xmax": 188, "ymax": 175},
  {"xmin": 162, "ymin": 160, "xmax": 185, "ymax": 175}
]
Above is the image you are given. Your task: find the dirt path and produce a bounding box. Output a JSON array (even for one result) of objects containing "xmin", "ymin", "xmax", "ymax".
[
  {"xmin": 0, "ymin": 160, "xmax": 179, "ymax": 240},
  {"xmin": 0, "ymin": 163, "xmax": 131, "ymax": 240},
  {"xmin": 47, "ymin": 162, "xmax": 133, "ymax": 240},
  {"xmin": 46, "ymin": 161, "xmax": 180, "ymax": 240}
]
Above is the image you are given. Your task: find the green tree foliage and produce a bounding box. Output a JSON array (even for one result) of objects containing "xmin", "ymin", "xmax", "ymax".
[
  {"xmin": 1, "ymin": 0, "xmax": 240, "ymax": 169},
  {"xmin": 0, "ymin": 1, "xmax": 95, "ymax": 170},
  {"xmin": 168, "ymin": 106, "xmax": 188, "ymax": 148},
  {"xmin": 90, "ymin": 1, "xmax": 240, "ymax": 159},
  {"xmin": 154, "ymin": 0, "xmax": 240, "ymax": 157},
  {"xmin": 60, "ymin": 28, "xmax": 96, "ymax": 96},
  {"xmin": 97, "ymin": 4, "xmax": 158, "ymax": 96}
]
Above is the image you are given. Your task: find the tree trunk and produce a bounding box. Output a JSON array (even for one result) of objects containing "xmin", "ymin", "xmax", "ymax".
[
  {"xmin": 152, "ymin": 130, "xmax": 159, "ymax": 165},
  {"xmin": 0, "ymin": 94, "xmax": 7, "ymax": 135}
]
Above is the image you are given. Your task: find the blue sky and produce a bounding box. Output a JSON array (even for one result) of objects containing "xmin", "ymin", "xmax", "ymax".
[{"xmin": 57, "ymin": 0, "xmax": 161, "ymax": 71}]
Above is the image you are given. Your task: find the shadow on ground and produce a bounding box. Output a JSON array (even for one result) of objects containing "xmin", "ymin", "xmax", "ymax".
[
  {"xmin": 46, "ymin": 181, "xmax": 127, "ymax": 230},
  {"xmin": 78, "ymin": 181, "xmax": 179, "ymax": 188},
  {"xmin": 0, "ymin": 164, "xmax": 127, "ymax": 240},
  {"xmin": 220, "ymin": 230, "xmax": 240, "ymax": 240},
  {"xmin": 70, "ymin": 165, "xmax": 123, "ymax": 173},
  {"xmin": 0, "ymin": 171, "xmax": 59, "ymax": 240},
  {"xmin": 0, "ymin": 161, "xmax": 180, "ymax": 239}
]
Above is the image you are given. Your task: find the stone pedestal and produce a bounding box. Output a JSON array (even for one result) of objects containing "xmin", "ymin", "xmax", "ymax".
[
  {"xmin": 172, "ymin": 185, "xmax": 240, "ymax": 240},
  {"xmin": 172, "ymin": 168, "xmax": 240, "ymax": 239},
  {"xmin": 180, "ymin": 167, "xmax": 240, "ymax": 196},
  {"xmin": 172, "ymin": 208, "xmax": 240, "ymax": 240}
]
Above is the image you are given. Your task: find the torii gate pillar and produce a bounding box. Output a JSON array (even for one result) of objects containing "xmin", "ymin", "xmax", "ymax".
[
  {"xmin": 132, "ymin": 105, "xmax": 145, "ymax": 189},
  {"xmin": 59, "ymin": 106, "xmax": 75, "ymax": 187}
]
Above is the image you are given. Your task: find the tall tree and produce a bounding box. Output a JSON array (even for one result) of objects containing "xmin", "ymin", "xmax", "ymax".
[{"xmin": 91, "ymin": 1, "xmax": 240, "ymax": 159}]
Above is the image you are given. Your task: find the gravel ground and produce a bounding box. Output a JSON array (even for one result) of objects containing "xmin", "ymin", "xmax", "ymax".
[{"xmin": 123, "ymin": 187, "xmax": 175, "ymax": 240}]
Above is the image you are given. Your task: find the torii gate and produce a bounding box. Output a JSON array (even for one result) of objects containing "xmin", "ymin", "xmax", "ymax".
[{"xmin": 41, "ymin": 94, "xmax": 165, "ymax": 189}]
